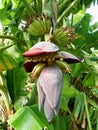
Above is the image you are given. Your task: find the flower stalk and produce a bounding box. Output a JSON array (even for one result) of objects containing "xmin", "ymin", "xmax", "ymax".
[{"xmin": 0, "ymin": 35, "xmax": 25, "ymax": 45}]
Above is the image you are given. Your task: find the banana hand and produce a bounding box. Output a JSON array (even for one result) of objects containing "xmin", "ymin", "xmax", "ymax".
[
  {"xmin": 31, "ymin": 63, "xmax": 46, "ymax": 79},
  {"xmin": 55, "ymin": 60, "xmax": 71, "ymax": 73}
]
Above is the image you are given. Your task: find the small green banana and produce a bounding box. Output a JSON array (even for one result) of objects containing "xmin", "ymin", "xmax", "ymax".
[
  {"xmin": 28, "ymin": 24, "xmax": 39, "ymax": 36},
  {"xmin": 55, "ymin": 60, "xmax": 71, "ymax": 73},
  {"xmin": 40, "ymin": 20, "xmax": 46, "ymax": 31},
  {"xmin": 43, "ymin": 17, "xmax": 47, "ymax": 31},
  {"xmin": 31, "ymin": 63, "xmax": 46, "ymax": 79},
  {"xmin": 52, "ymin": 29, "xmax": 68, "ymax": 45},
  {"xmin": 27, "ymin": 18, "xmax": 51, "ymax": 36},
  {"xmin": 28, "ymin": 21, "xmax": 41, "ymax": 36},
  {"xmin": 27, "ymin": 28, "xmax": 35, "ymax": 36},
  {"xmin": 34, "ymin": 20, "xmax": 43, "ymax": 31}
]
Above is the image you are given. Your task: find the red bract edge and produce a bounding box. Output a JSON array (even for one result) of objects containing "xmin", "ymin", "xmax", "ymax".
[
  {"xmin": 23, "ymin": 48, "xmax": 43, "ymax": 57},
  {"xmin": 23, "ymin": 48, "xmax": 57, "ymax": 57}
]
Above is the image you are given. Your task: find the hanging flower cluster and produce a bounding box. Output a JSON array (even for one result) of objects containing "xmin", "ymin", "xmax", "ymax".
[{"xmin": 23, "ymin": 41, "xmax": 83, "ymax": 122}]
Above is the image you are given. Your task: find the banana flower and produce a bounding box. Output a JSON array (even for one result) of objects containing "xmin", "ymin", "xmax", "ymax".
[{"xmin": 23, "ymin": 41, "xmax": 83, "ymax": 122}]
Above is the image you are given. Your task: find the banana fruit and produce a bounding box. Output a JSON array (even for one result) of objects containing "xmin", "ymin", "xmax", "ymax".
[
  {"xmin": 50, "ymin": 27, "xmax": 74, "ymax": 46},
  {"xmin": 27, "ymin": 18, "xmax": 51, "ymax": 36},
  {"xmin": 31, "ymin": 63, "xmax": 46, "ymax": 79},
  {"xmin": 55, "ymin": 60, "xmax": 71, "ymax": 73},
  {"xmin": 50, "ymin": 29, "xmax": 69, "ymax": 46}
]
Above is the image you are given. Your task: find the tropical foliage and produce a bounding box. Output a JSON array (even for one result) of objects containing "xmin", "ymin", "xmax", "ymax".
[{"xmin": 0, "ymin": 0, "xmax": 98, "ymax": 130}]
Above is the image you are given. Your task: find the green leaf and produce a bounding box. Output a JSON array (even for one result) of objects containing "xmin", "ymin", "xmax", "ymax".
[
  {"xmin": 0, "ymin": 84, "xmax": 10, "ymax": 111},
  {"xmin": 72, "ymin": 92, "xmax": 85, "ymax": 124},
  {"xmin": 71, "ymin": 63, "xmax": 85, "ymax": 77},
  {"xmin": 0, "ymin": 51, "xmax": 18, "ymax": 71},
  {"xmin": 8, "ymin": 106, "xmax": 44, "ymax": 130},
  {"xmin": 73, "ymin": 10, "xmax": 85, "ymax": 26},
  {"xmin": 92, "ymin": 88, "xmax": 98, "ymax": 98},
  {"xmin": 8, "ymin": 105, "xmax": 54, "ymax": 130},
  {"xmin": 43, "ymin": 0, "xmax": 52, "ymax": 17},
  {"xmin": 58, "ymin": 113, "xmax": 67, "ymax": 130},
  {"xmin": 6, "ymin": 67, "xmax": 27, "ymax": 105},
  {"xmin": 83, "ymin": 73, "xmax": 95, "ymax": 87},
  {"xmin": 61, "ymin": 74, "xmax": 78, "ymax": 111},
  {"xmin": 33, "ymin": 0, "xmax": 42, "ymax": 14}
]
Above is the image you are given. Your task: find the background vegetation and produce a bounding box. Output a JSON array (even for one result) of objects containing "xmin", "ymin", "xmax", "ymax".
[{"xmin": 0, "ymin": 0, "xmax": 98, "ymax": 130}]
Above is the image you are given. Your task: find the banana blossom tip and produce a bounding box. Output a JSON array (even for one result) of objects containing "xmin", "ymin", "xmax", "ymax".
[
  {"xmin": 37, "ymin": 66, "xmax": 63, "ymax": 122},
  {"xmin": 22, "ymin": 41, "xmax": 84, "ymax": 122}
]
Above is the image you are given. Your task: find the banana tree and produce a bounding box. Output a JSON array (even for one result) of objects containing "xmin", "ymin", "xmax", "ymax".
[{"xmin": 0, "ymin": 0, "xmax": 98, "ymax": 130}]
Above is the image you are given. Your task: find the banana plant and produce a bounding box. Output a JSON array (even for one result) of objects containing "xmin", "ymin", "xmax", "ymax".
[{"xmin": 0, "ymin": 0, "xmax": 98, "ymax": 130}]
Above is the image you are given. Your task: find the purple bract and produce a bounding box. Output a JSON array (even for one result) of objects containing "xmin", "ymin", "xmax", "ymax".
[
  {"xmin": 23, "ymin": 41, "xmax": 59, "ymax": 57},
  {"xmin": 37, "ymin": 66, "xmax": 63, "ymax": 122}
]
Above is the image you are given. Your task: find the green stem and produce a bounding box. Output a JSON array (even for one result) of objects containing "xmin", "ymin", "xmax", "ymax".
[
  {"xmin": 84, "ymin": 94, "xmax": 92, "ymax": 130},
  {"xmin": 55, "ymin": 115, "xmax": 60, "ymax": 130},
  {"xmin": 87, "ymin": 97, "xmax": 98, "ymax": 108},
  {"xmin": 58, "ymin": 0, "xmax": 69, "ymax": 14},
  {"xmin": 57, "ymin": 0, "xmax": 78, "ymax": 23},
  {"xmin": 22, "ymin": 0, "xmax": 34, "ymax": 15},
  {"xmin": 25, "ymin": 84, "xmax": 37, "ymax": 106},
  {"xmin": 0, "ymin": 44, "xmax": 15, "ymax": 52},
  {"xmin": 96, "ymin": 112, "xmax": 98, "ymax": 130},
  {"xmin": 70, "ymin": 11, "xmax": 74, "ymax": 27},
  {"xmin": 0, "ymin": 35, "xmax": 25, "ymax": 44}
]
